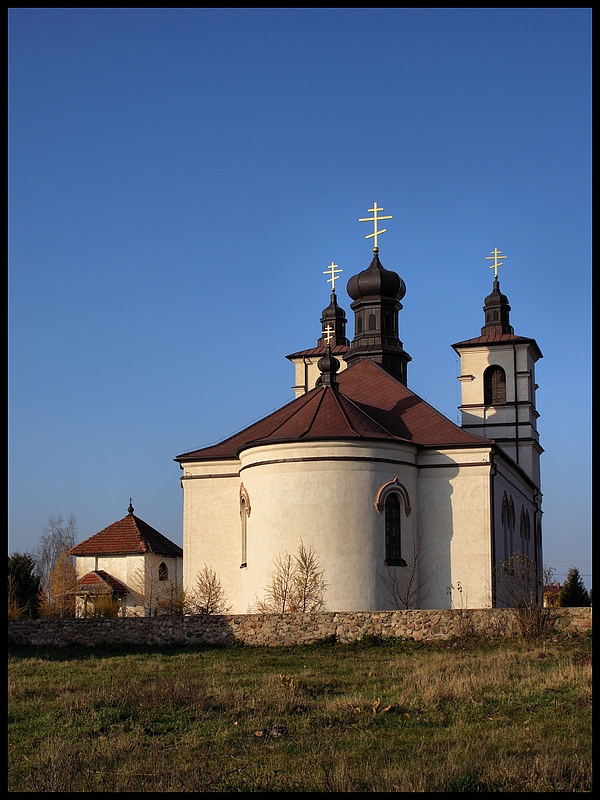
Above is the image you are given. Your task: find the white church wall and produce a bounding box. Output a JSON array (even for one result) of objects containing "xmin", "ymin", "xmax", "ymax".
[
  {"xmin": 234, "ymin": 440, "xmax": 420, "ymax": 613},
  {"xmin": 180, "ymin": 459, "xmax": 243, "ymax": 608},
  {"xmin": 416, "ymin": 447, "xmax": 494, "ymax": 609}
]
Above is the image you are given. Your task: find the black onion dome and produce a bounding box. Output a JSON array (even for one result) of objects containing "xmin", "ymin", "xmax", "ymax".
[
  {"xmin": 317, "ymin": 349, "xmax": 340, "ymax": 375},
  {"xmin": 484, "ymin": 278, "xmax": 510, "ymax": 308},
  {"xmin": 346, "ymin": 252, "xmax": 406, "ymax": 302}
]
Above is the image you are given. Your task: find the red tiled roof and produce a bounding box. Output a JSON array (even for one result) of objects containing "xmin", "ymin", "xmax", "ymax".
[
  {"xmin": 75, "ymin": 570, "xmax": 129, "ymax": 596},
  {"xmin": 69, "ymin": 514, "xmax": 183, "ymax": 558},
  {"xmin": 175, "ymin": 358, "xmax": 490, "ymax": 463}
]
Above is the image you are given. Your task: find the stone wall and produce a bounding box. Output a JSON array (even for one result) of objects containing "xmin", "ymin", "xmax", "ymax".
[{"xmin": 7, "ymin": 607, "xmax": 591, "ymax": 648}]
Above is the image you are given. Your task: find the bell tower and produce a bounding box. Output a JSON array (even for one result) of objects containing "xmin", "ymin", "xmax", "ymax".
[{"xmin": 452, "ymin": 249, "xmax": 543, "ymax": 486}]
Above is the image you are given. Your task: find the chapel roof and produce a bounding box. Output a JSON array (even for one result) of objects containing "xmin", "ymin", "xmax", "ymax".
[
  {"xmin": 69, "ymin": 504, "xmax": 183, "ymax": 558},
  {"xmin": 175, "ymin": 357, "xmax": 491, "ymax": 463},
  {"xmin": 74, "ymin": 570, "xmax": 129, "ymax": 596}
]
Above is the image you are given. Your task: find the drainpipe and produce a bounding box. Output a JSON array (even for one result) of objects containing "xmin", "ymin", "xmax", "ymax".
[
  {"xmin": 490, "ymin": 448, "xmax": 497, "ymax": 607},
  {"xmin": 513, "ymin": 344, "xmax": 519, "ymax": 465}
]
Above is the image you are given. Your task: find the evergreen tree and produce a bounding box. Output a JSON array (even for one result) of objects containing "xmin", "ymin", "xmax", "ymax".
[
  {"xmin": 8, "ymin": 552, "xmax": 42, "ymax": 618},
  {"xmin": 559, "ymin": 566, "xmax": 591, "ymax": 607}
]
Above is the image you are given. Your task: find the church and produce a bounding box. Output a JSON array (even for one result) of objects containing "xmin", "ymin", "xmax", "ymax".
[{"xmin": 175, "ymin": 204, "xmax": 543, "ymax": 612}]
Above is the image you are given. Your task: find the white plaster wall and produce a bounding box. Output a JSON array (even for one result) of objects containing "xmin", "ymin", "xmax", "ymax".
[
  {"xmin": 416, "ymin": 448, "xmax": 493, "ymax": 609},
  {"xmin": 237, "ymin": 440, "xmax": 419, "ymax": 612},
  {"xmin": 180, "ymin": 459, "xmax": 243, "ymax": 608}
]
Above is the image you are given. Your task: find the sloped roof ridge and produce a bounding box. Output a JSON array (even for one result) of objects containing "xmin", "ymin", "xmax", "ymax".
[
  {"xmin": 334, "ymin": 388, "xmax": 400, "ymax": 439},
  {"xmin": 175, "ymin": 390, "xmax": 316, "ymax": 459},
  {"xmin": 339, "ymin": 358, "xmax": 491, "ymax": 446}
]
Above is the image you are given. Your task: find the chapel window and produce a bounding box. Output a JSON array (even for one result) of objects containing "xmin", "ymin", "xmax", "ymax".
[
  {"xmin": 240, "ymin": 498, "xmax": 248, "ymax": 568},
  {"xmin": 158, "ymin": 562, "xmax": 168, "ymax": 581},
  {"xmin": 385, "ymin": 493, "xmax": 406, "ymax": 566},
  {"xmin": 484, "ymin": 365, "xmax": 507, "ymax": 406}
]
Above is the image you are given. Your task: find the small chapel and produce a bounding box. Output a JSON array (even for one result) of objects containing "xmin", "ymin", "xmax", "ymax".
[{"xmin": 175, "ymin": 204, "xmax": 543, "ymax": 612}]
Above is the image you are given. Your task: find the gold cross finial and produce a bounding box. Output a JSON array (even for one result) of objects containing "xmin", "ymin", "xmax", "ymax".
[
  {"xmin": 359, "ymin": 202, "xmax": 392, "ymax": 252},
  {"xmin": 323, "ymin": 261, "xmax": 342, "ymax": 291},
  {"xmin": 486, "ymin": 247, "xmax": 507, "ymax": 279},
  {"xmin": 323, "ymin": 324, "xmax": 334, "ymax": 344}
]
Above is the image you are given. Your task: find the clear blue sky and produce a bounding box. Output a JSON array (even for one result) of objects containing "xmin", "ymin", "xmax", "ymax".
[{"xmin": 8, "ymin": 8, "xmax": 591, "ymax": 591}]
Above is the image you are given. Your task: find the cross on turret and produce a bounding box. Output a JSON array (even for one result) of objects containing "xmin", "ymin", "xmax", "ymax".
[{"xmin": 486, "ymin": 247, "xmax": 507, "ymax": 279}]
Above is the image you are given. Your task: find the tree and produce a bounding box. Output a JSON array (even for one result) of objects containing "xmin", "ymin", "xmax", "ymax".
[
  {"xmin": 493, "ymin": 552, "xmax": 555, "ymax": 638},
  {"xmin": 8, "ymin": 552, "xmax": 42, "ymax": 618},
  {"xmin": 256, "ymin": 541, "xmax": 327, "ymax": 613},
  {"xmin": 560, "ymin": 566, "xmax": 591, "ymax": 607},
  {"xmin": 133, "ymin": 555, "xmax": 186, "ymax": 616},
  {"xmin": 188, "ymin": 565, "xmax": 231, "ymax": 615},
  {"xmin": 378, "ymin": 522, "xmax": 433, "ymax": 609},
  {"xmin": 38, "ymin": 551, "xmax": 77, "ymax": 617},
  {"xmin": 35, "ymin": 514, "xmax": 77, "ymax": 592}
]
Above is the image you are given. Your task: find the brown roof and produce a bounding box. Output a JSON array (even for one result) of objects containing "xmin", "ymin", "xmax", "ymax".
[
  {"xmin": 452, "ymin": 330, "xmax": 543, "ymax": 358},
  {"xmin": 69, "ymin": 513, "xmax": 183, "ymax": 558},
  {"xmin": 175, "ymin": 358, "xmax": 491, "ymax": 463},
  {"xmin": 286, "ymin": 344, "xmax": 350, "ymax": 359},
  {"xmin": 74, "ymin": 570, "xmax": 129, "ymax": 596}
]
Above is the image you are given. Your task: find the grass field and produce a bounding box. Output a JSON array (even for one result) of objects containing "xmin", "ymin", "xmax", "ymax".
[{"xmin": 8, "ymin": 633, "xmax": 592, "ymax": 792}]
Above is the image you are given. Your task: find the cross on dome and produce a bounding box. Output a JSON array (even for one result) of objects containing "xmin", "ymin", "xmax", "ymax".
[
  {"xmin": 359, "ymin": 202, "xmax": 392, "ymax": 252},
  {"xmin": 323, "ymin": 261, "xmax": 342, "ymax": 291}
]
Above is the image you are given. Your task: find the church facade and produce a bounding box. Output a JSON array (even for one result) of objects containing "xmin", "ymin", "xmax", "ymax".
[{"xmin": 175, "ymin": 206, "xmax": 543, "ymax": 612}]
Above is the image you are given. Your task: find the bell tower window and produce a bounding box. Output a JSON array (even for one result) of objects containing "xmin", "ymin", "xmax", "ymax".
[{"xmin": 484, "ymin": 365, "xmax": 506, "ymax": 406}]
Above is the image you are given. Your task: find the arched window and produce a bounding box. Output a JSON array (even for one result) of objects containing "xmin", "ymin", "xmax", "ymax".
[
  {"xmin": 368, "ymin": 313, "xmax": 377, "ymax": 330},
  {"xmin": 158, "ymin": 562, "xmax": 168, "ymax": 581},
  {"xmin": 240, "ymin": 483, "xmax": 251, "ymax": 568},
  {"xmin": 240, "ymin": 498, "xmax": 247, "ymax": 567},
  {"xmin": 484, "ymin": 365, "xmax": 507, "ymax": 406},
  {"xmin": 385, "ymin": 494, "xmax": 406, "ymax": 566}
]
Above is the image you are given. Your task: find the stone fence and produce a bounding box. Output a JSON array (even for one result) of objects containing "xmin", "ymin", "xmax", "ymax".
[{"xmin": 7, "ymin": 607, "xmax": 591, "ymax": 649}]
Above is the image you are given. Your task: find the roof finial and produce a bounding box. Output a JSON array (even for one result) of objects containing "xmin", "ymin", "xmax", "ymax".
[
  {"xmin": 128, "ymin": 498, "xmax": 134, "ymax": 515},
  {"xmin": 359, "ymin": 202, "xmax": 392, "ymax": 253},
  {"xmin": 486, "ymin": 247, "xmax": 507, "ymax": 280},
  {"xmin": 323, "ymin": 261, "xmax": 342, "ymax": 292}
]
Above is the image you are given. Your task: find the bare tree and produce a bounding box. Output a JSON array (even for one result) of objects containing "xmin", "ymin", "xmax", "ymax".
[
  {"xmin": 255, "ymin": 541, "xmax": 327, "ymax": 613},
  {"xmin": 187, "ymin": 565, "xmax": 231, "ymax": 615},
  {"xmin": 38, "ymin": 551, "xmax": 77, "ymax": 617},
  {"xmin": 35, "ymin": 514, "xmax": 77, "ymax": 592},
  {"xmin": 494, "ymin": 552, "xmax": 556, "ymax": 638},
  {"xmin": 290, "ymin": 541, "xmax": 327, "ymax": 612},
  {"xmin": 133, "ymin": 554, "xmax": 185, "ymax": 616},
  {"xmin": 377, "ymin": 522, "xmax": 433, "ymax": 609}
]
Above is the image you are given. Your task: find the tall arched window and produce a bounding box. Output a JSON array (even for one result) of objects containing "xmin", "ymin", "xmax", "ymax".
[
  {"xmin": 368, "ymin": 313, "xmax": 377, "ymax": 330},
  {"xmin": 484, "ymin": 365, "xmax": 507, "ymax": 405},
  {"xmin": 385, "ymin": 494, "xmax": 405, "ymax": 566},
  {"xmin": 240, "ymin": 484, "xmax": 251, "ymax": 568},
  {"xmin": 158, "ymin": 562, "xmax": 168, "ymax": 581}
]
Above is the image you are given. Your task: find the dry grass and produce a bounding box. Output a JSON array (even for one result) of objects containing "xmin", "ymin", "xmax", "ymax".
[{"xmin": 8, "ymin": 633, "xmax": 592, "ymax": 792}]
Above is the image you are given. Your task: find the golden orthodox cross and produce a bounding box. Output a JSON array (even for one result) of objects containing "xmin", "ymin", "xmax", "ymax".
[
  {"xmin": 323, "ymin": 324, "xmax": 334, "ymax": 344},
  {"xmin": 323, "ymin": 261, "xmax": 342, "ymax": 291},
  {"xmin": 486, "ymin": 247, "xmax": 507, "ymax": 279},
  {"xmin": 359, "ymin": 202, "xmax": 392, "ymax": 251}
]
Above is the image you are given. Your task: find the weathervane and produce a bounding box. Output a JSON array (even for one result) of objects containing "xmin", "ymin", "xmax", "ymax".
[
  {"xmin": 486, "ymin": 247, "xmax": 507, "ymax": 279},
  {"xmin": 323, "ymin": 261, "xmax": 342, "ymax": 292},
  {"xmin": 359, "ymin": 202, "xmax": 392, "ymax": 252}
]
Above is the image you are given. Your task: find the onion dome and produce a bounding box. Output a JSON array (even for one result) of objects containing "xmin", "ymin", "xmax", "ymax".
[
  {"xmin": 316, "ymin": 346, "xmax": 340, "ymax": 388},
  {"xmin": 347, "ymin": 251, "xmax": 406, "ymax": 303},
  {"xmin": 481, "ymin": 278, "xmax": 514, "ymax": 335}
]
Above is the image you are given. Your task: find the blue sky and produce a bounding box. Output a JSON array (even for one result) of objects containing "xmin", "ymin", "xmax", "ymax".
[{"xmin": 8, "ymin": 8, "xmax": 591, "ymax": 591}]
